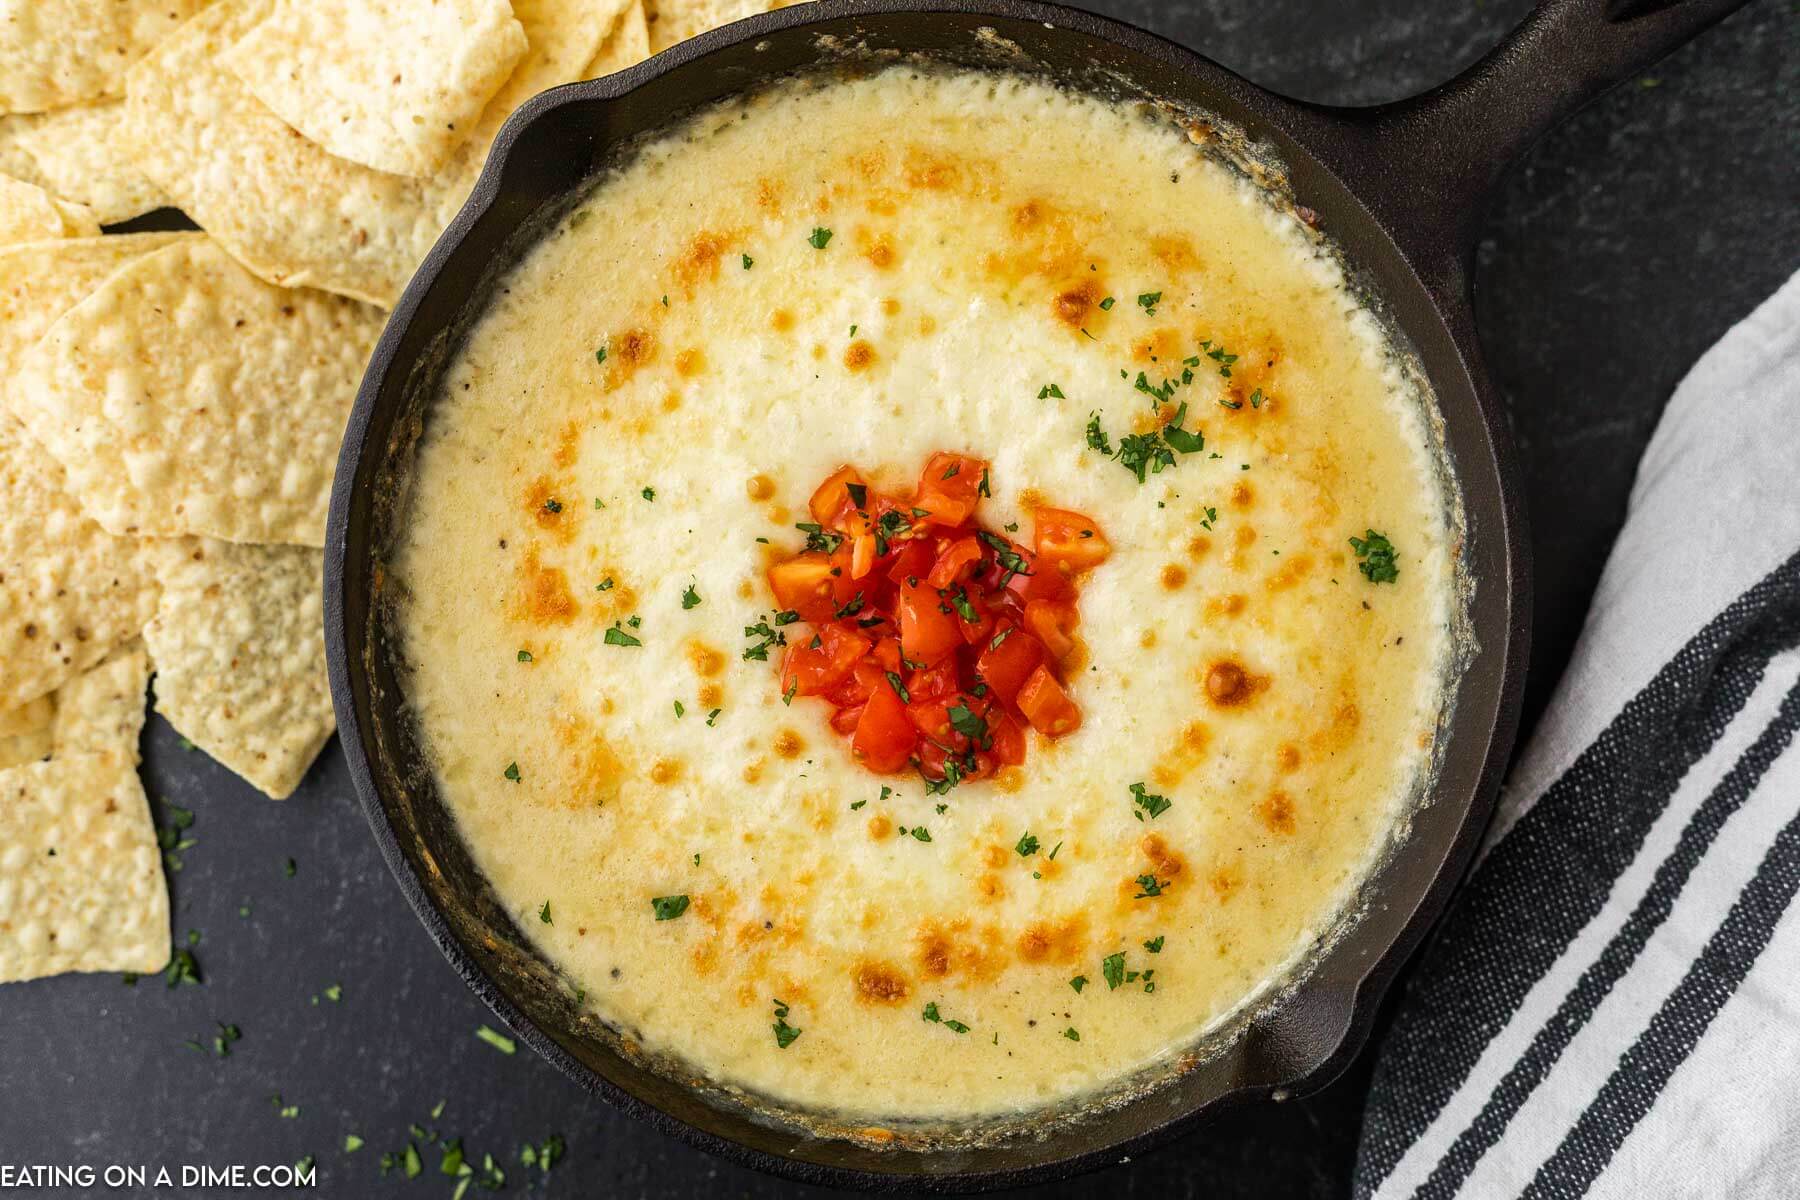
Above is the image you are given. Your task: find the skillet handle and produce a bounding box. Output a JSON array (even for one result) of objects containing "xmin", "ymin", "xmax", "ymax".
[{"xmin": 1297, "ymin": 0, "xmax": 1752, "ymax": 287}]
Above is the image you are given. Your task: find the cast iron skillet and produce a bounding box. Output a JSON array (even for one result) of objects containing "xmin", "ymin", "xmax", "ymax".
[{"xmin": 324, "ymin": 0, "xmax": 1750, "ymax": 1189}]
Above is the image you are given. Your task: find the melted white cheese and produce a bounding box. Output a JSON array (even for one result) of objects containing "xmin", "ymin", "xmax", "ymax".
[{"xmin": 391, "ymin": 67, "xmax": 1456, "ymax": 1124}]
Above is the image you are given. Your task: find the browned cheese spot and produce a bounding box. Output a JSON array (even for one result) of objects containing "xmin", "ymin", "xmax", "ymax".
[
  {"xmin": 685, "ymin": 640, "xmax": 726, "ymax": 677},
  {"xmin": 517, "ymin": 551, "xmax": 577, "ymax": 625},
  {"xmin": 524, "ymin": 477, "xmax": 575, "ymax": 542},
  {"xmin": 649, "ymin": 758, "xmax": 683, "ymax": 785},
  {"xmin": 1204, "ymin": 658, "xmax": 1268, "ymax": 707},
  {"xmin": 746, "ymin": 473, "xmax": 776, "ymax": 501},
  {"xmin": 1276, "ymin": 742, "xmax": 1303, "ymax": 772},
  {"xmin": 1016, "ymin": 912, "xmax": 1087, "ymax": 965},
  {"xmin": 867, "ymin": 813, "xmax": 893, "ymax": 839},
  {"xmin": 773, "ymin": 728, "xmax": 805, "ymax": 759},
  {"xmin": 843, "ymin": 340, "xmax": 877, "ymax": 372},
  {"xmin": 1160, "ymin": 563, "xmax": 1188, "ymax": 590},
  {"xmin": 1259, "ymin": 790, "xmax": 1297, "ymax": 835},
  {"xmin": 606, "ymin": 327, "xmax": 655, "ymax": 386},
  {"xmin": 852, "ymin": 961, "xmax": 911, "ymax": 1004},
  {"xmin": 769, "ymin": 308, "xmax": 796, "ymax": 333},
  {"xmin": 1052, "ymin": 278, "xmax": 1103, "ymax": 331},
  {"xmin": 676, "ymin": 230, "xmax": 731, "ymax": 292},
  {"xmin": 673, "ymin": 347, "xmax": 706, "ymax": 377}
]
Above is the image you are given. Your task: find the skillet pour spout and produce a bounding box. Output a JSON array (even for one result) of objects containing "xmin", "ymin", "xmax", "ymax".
[{"xmin": 324, "ymin": 0, "xmax": 1751, "ymax": 1188}]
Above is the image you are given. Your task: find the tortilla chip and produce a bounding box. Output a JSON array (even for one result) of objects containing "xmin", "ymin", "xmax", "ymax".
[
  {"xmin": 0, "ymin": 646, "xmax": 163, "ymax": 984},
  {"xmin": 126, "ymin": 0, "xmax": 615, "ymax": 306},
  {"xmin": 143, "ymin": 539, "xmax": 331, "ymax": 800},
  {"xmin": 644, "ymin": 0, "xmax": 780, "ymax": 53},
  {"xmin": 0, "ymin": 120, "xmax": 47, "ymax": 185},
  {"xmin": 0, "ymin": 173, "xmax": 99, "ymax": 245},
  {"xmin": 0, "ymin": 100, "xmax": 171, "ymax": 223},
  {"xmin": 588, "ymin": 0, "xmax": 651, "ymax": 76},
  {"xmin": 0, "ymin": 694, "xmax": 53, "ymax": 769},
  {"xmin": 0, "ymin": 412, "xmax": 159, "ymax": 712},
  {"xmin": 223, "ymin": 0, "xmax": 526, "ymax": 179},
  {"xmin": 0, "ymin": 0, "xmax": 208, "ymax": 115},
  {"xmin": 51, "ymin": 643, "xmax": 149, "ymax": 757},
  {"xmin": 7, "ymin": 237, "xmax": 382, "ymax": 546},
  {"xmin": 0, "ymin": 233, "xmax": 196, "ymax": 378},
  {"xmin": 0, "ymin": 749, "xmax": 167, "ymax": 982}
]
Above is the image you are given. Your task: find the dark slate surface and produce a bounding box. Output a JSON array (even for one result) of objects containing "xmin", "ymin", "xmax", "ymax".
[{"xmin": 4, "ymin": 2, "xmax": 1795, "ymax": 1196}]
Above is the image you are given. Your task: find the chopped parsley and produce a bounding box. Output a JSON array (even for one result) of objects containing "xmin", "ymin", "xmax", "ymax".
[
  {"xmin": 1129, "ymin": 781, "xmax": 1171, "ymax": 820},
  {"xmin": 516, "ymin": 649, "xmax": 533, "ymax": 662},
  {"xmin": 1103, "ymin": 952, "xmax": 1127, "ymax": 990},
  {"xmin": 772, "ymin": 999, "xmax": 802, "ymax": 1048},
  {"xmin": 1015, "ymin": 833, "xmax": 1040, "ymax": 857},
  {"xmin": 503, "ymin": 762, "xmax": 521, "ymax": 782},
  {"xmin": 1351, "ymin": 529, "xmax": 1400, "ymax": 583},
  {"xmin": 977, "ymin": 531, "xmax": 1031, "ymax": 586},
  {"xmin": 1038, "ymin": 383, "xmax": 1065, "ymax": 400},
  {"xmin": 681, "ymin": 581, "xmax": 702, "ymax": 610},
  {"xmin": 640, "ymin": 486, "xmax": 655, "ymax": 501},
  {"xmin": 1134, "ymin": 873, "xmax": 1167, "ymax": 899},
  {"xmin": 650, "ymin": 894, "xmax": 690, "ymax": 921},
  {"xmin": 807, "ymin": 227, "xmax": 833, "ymax": 249},
  {"xmin": 947, "ymin": 585, "xmax": 978, "ymax": 623},
  {"xmin": 474, "ymin": 1026, "xmax": 516, "ymax": 1055},
  {"xmin": 1069, "ymin": 975, "xmax": 1088, "ymax": 993},
  {"xmin": 1144, "ymin": 936, "xmax": 1165, "ymax": 953},
  {"xmin": 909, "ymin": 825, "xmax": 932, "ymax": 843},
  {"xmin": 1136, "ymin": 290, "xmax": 1162, "ymax": 315},
  {"xmin": 596, "ymin": 576, "xmax": 614, "ymax": 591},
  {"xmin": 675, "ymin": 699, "xmax": 687, "ymax": 717},
  {"xmin": 947, "ymin": 702, "xmax": 989, "ymax": 746},
  {"xmin": 1063, "ymin": 1027, "xmax": 1081, "ymax": 1042},
  {"xmin": 1200, "ymin": 338, "xmax": 1238, "ymax": 376},
  {"xmin": 1098, "ymin": 296, "xmax": 1116, "ymax": 311},
  {"xmin": 603, "ymin": 623, "xmax": 641, "ymax": 647},
  {"xmin": 741, "ymin": 253, "xmax": 754, "ymax": 269},
  {"xmin": 594, "ymin": 345, "xmax": 607, "ymax": 365},
  {"xmin": 738, "ymin": 615, "xmax": 788, "ymax": 662},
  {"xmin": 884, "ymin": 671, "xmax": 911, "ymax": 703},
  {"xmin": 541, "ymin": 497, "xmax": 562, "ymax": 514},
  {"xmin": 922, "ymin": 1002, "xmax": 970, "ymax": 1034},
  {"xmin": 1085, "ymin": 412, "xmax": 1114, "ymax": 456},
  {"xmin": 796, "ymin": 521, "xmax": 844, "ymax": 554},
  {"xmin": 538, "ymin": 901, "xmax": 552, "ymax": 925}
]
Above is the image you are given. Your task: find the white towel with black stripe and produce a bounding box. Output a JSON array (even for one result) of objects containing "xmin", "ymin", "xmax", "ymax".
[{"xmin": 1356, "ymin": 268, "xmax": 1800, "ymax": 1200}]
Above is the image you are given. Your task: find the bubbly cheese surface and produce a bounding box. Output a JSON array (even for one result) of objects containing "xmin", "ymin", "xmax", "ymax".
[{"xmin": 392, "ymin": 67, "xmax": 1456, "ymax": 1124}]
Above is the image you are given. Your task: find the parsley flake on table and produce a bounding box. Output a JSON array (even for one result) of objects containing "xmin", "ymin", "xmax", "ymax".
[
  {"xmin": 475, "ymin": 1026, "xmax": 516, "ymax": 1055},
  {"xmin": 1350, "ymin": 529, "xmax": 1400, "ymax": 583}
]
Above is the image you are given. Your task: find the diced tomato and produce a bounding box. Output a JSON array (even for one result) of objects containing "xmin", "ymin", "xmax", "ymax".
[
  {"xmin": 912, "ymin": 452, "xmax": 986, "ymax": 527},
  {"xmin": 927, "ymin": 536, "xmax": 984, "ymax": 589},
  {"xmin": 1023, "ymin": 599, "xmax": 1080, "ymax": 662},
  {"xmin": 780, "ymin": 623, "xmax": 871, "ymax": 697},
  {"xmin": 898, "ymin": 581, "xmax": 961, "ymax": 666},
  {"xmin": 810, "ymin": 465, "xmax": 866, "ymax": 527},
  {"xmin": 1034, "ymin": 507, "xmax": 1112, "ymax": 574},
  {"xmin": 767, "ymin": 552, "xmax": 840, "ymax": 624},
  {"xmin": 1017, "ymin": 665, "xmax": 1081, "ymax": 738},
  {"xmin": 907, "ymin": 657, "xmax": 961, "ymax": 702},
  {"xmin": 988, "ymin": 712, "xmax": 1026, "ymax": 766},
  {"xmin": 999, "ymin": 544, "xmax": 1076, "ymax": 605},
  {"xmin": 975, "ymin": 622, "xmax": 1047, "ymax": 704},
  {"xmin": 851, "ymin": 684, "xmax": 915, "ymax": 772},
  {"xmin": 885, "ymin": 538, "xmax": 935, "ymax": 588},
  {"xmin": 764, "ymin": 454, "xmax": 1102, "ymax": 782}
]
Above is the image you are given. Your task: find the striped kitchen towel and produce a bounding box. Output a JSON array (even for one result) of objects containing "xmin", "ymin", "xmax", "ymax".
[{"xmin": 1356, "ymin": 268, "xmax": 1800, "ymax": 1200}]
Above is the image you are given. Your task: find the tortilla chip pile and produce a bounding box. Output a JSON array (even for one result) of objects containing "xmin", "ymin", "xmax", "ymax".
[{"xmin": 1, "ymin": 0, "xmax": 780, "ymax": 984}]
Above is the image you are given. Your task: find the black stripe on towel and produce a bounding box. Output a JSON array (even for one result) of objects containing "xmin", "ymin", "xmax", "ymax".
[
  {"xmin": 1415, "ymin": 677, "xmax": 1800, "ymax": 1198},
  {"xmin": 1356, "ymin": 549, "xmax": 1800, "ymax": 1197},
  {"xmin": 1521, "ymin": 761, "xmax": 1800, "ymax": 1199}
]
